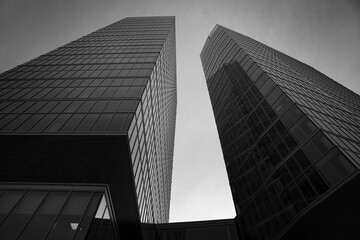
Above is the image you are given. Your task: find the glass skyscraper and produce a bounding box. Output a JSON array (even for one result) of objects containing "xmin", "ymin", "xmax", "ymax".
[
  {"xmin": 201, "ymin": 25, "xmax": 360, "ymax": 239},
  {"xmin": 0, "ymin": 16, "xmax": 176, "ymax": 239}
]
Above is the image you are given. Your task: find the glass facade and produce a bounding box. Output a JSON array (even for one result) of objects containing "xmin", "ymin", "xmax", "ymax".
[
  {"xmin": 0, "ymin": 16, "xmax": 176, "ymax": 238},
  {"xmin": 201, "ymin": 25, "xmax": 360, "ymax": 239},
  {"xmin": 0, "ymin": 185, "xmax": 115, "ymax": 240}
]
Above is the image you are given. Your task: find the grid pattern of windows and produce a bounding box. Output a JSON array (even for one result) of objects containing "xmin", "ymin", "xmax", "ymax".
[
  {"xmin": 0, "ymin": 16, "xmax": 176, "ymax": 224},
  {"xmin": 0, "ymin": 185, "xmax": 116, "ymax": 240},
  {"xmin": 127, "ymin": 17, "xmax": 177, "ymax": 223},
  {"xmin": 201, "ymin": 25, "xmax": 359, "ymax": 240}
]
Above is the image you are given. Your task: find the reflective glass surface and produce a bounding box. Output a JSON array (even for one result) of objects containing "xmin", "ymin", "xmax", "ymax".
[
  {"xmin": 201, "ymin": 25, "xmax": 359, "ymax": 240},
  {"xmin": 0, "ymin": 16, "xmax": 176, "ymax": 225}
]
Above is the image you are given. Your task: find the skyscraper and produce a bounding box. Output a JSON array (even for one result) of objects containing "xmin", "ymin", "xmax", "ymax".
[
  {"xmin": 201, "ymin": 25, "xmax": 360, "ymax": 239},
  {"xmin": 0, "ymin": 16, "xmax": 176, "ymax": 239}
]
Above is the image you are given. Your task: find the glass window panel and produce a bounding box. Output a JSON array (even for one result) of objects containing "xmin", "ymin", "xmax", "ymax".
[
  {"xmin": 10, "ymin": 89, "xmax": 32, "ymax": 99},
  {"xmin": 60, "ymin": 114, "xmax": 84, "ymax": 132},
  {"xmin": 2, "ymin": 102, "xmax": 22, "ymax": 113},
  {"xmin": 46, "ymin": 192, "xmax": 91, "ymax": 240},
  {"xmin": 106, "ymin": 113, "xmax": 127, "ymax": 131},
  {"xmin": 0, "ymin": 114, "xmax": 17, "ymax": 130},
  {"xmin": 243, "ymin": 59, "xmax": 254, "ymax": 72},
  {"xmin": 79, "ymin": 87, "xmax": 95, "ymax": 98},
  {"xmin": 286, "ymin": 157, "xmax": 302, "ymax": 180},
  {"xmin": 272, "ymin": 94, "xmax": 292, "ymax": 115},
  {"xmin": 30, "ymin": 114, "xmax": 58, "ymax": 132},
  {"xmin": 51, "ymin": 101, "xmax": 71, "ymax": 113},
  {"xmin": 126, "ymin": 87, "xmax": 140, "ymax": 97},
  {"xmin": 45, "ymin": 114, "xmax": 71, "ymax": 132},
  {"xmin": 90, "ymin": 101, "xmax": 108, "ymax": 113},
  {"xmin": 22, "ymin": 88, "xmax": 42, "ymax": 99},
  {"xmin": 290, "ymin": 116, "xmax": 316, "ymax": 143},
  {"xmin": 73, "ymin": 193, "xmax": 103, "ymax": 240},
  {"xmin": 2, "ymin": 114, "xmax": 31, "ymax": 132},
  {"xmin": 49, "ymin": 80, "xmax": 63, "ymax": 88},
  {"xmin": 122, "ymin": 78, "xmax": 133, "ymax": 85},
  {"xmin": 59, "ymin": 80, "xmax": 72, "ymax": 87},
  {"xmin": 102, "ymin": 87, "xmax": 117, "ymax": 98},
  {"xmin": 100, "ymin": 78, "xmax": 113, "ymax": 86},
  {"xmin": 13, "ymin": 102, "xmax": 35, "ymax": 113},
  {"xmin": 0, "ymin": 191, "xmax": 24, "ymax": 223},
  {"xmin": 296, "ymin": 175, "xmax": 317, "ymax": 204},
  {"xmin": 110, "ymin": 79, "xmax": 123, "ymax": 86},
  {"xmin": 286, "ymin": 183, "xmax": 307, "ymax": 212},
  {"xmin": 316, "ymin": 148, "xmax": 356, "ymax": 186},
  {"xmin": 0, "ymin": 101, "xmax": 11, "ymax": 111},
  {"xmin": 79, "ymin": 79, "xmax": 92, "ymax": 87},
  {"xmin": 89, "ymin": 78, "xmax": 103, "ymax": 86},
  {"xmin": 75, "ymin": 114, "xmax": 99, "ymax": 132},
  {"xmin": 91, "ymin": 114, "xmax": 112, "ymax": 131},
  {"xmin": 104, "ymin": 100, "xmax": 121, "ymax": 112},
  {"xmin": 55, "ymin": 88, "xmax": 73, "ymax": 99},
  {"xmin": 24, "ymin": 101, "xmax": 47, "ymax": 113},
  {"xmin": 131, "ymin": 100, "xmax": 140, "ymax": 112},
  {"xmin": 66, "ymin": 87, "xmax": 85, "ymax": 98},
  {"xmin": 78, "ymin": 101, "xmax": 96, "ymax": 113},
  {"xmin": 64, "ymin": 101, "xmax": 83, "ymax": 113},
  {"xmin": 293, "ymin": 149, "xmax": 311, "ymax": 170},
  {"xmin": 280, "ymin": 105, "xmax": 303, "ymax": 128},
  {"xmin": 90, "ymin": 87, "xmax": 106, "ymax": 98},
  {"xmin": 133, "ymin": 78, "xmax": 148, "ymax": 85},
  {"xmin": 122, "ymin": 113, "xmax": 134, "ymax": 131},
  {"xmin": 34, "ymin": 88, "xmax": 52, "ymax": 99},
  {"xmin": 266, "ymin": 87, "xmax": 282, "ymax": 106},
  {"xmin": 259, "ymin": 79, "xmax": 275, "ymax": 96},
  {"xmin": 302, "ymin": 133, "xmax": 333, "ymax": 163},
  {"xmin": 45, "ymin": 88, "xmax": 63, "ymax": 99},
  {"xmin": 69, "ymin": 80, "xmax": 83, "ymax": 87},
  {"xmin": 250, "ymin": 67, "xmax": 262, "ymax": 82},
  {"xmin": 38, "ymin": 101, "xmax": 59, "ymax": 113},
  {"xmin": 15, "ymin": 114, "xmax": 44, "ymax": 132},
  {"xmin": 0, "ymin": 191, "xmax": 46, "ymax": 240},
  {"xmin": 117, "ymin": 100, "xmax": 133, "ymax": 112},
  {"xmin": 305, "ymin": 168, "xmax": 329, "ymax": 195},
  {"xmin": 113, "ymin": 87, "xmax": 128, "ymax": 97}
]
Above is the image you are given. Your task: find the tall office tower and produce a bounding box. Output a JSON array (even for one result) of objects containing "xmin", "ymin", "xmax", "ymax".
[
  {"xmin": 201, "ymin": 25, "xmax": 360, "ymax": 240},
  {"xmin": 0, "ymin": 16, "xmax": 176, "ymax": 240}
]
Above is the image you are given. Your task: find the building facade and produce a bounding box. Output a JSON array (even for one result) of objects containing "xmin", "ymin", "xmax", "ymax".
[
  {"xmin": 201, "ymin": 25, "xmax": 360, "ymax": 239},
  {"xmin": 0, "ymin": 16, "xmax": 176, "ymax": 239}
]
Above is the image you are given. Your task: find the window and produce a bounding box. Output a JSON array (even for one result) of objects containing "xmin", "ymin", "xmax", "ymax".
[
  {"xmin": 316, "ymin": 148, "xmax": 356, "ymax": 186},
  {"xmin": 107, "ymin": 113, "xmax": 127, "ymax": 131},
  {"xmin": 91, "ymin": 114, "xmax": 112, "ymax": 131},
  {"xmin": 46, "ymin": 192, "xmax": 92, "ymax": 240},
  {"xmin": 19, "ymin": 192, "xmax": 68, "ymax": 240},
  {"xmin": 302, "ymin": 132, "xmax": 333, "ymax": 163},
  {"xmin": 290, "ymin": 116, "xmax": 316, "ymax": 143},
  {"xmin": 60, "ymin": 114, "xmax": 84, "ymax": 132},
  {"xmin": 0, "ymin": 191, "xmax": 46, "ymax": 239}
]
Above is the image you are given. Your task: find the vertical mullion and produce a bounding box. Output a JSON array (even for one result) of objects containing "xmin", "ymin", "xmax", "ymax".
[
  {"xmin": 42, "ymin": 191, "xmax": 72, "ymax": 240},
  {"xmin": 104, "ymin": 193, "xmax": 119, "ymax": 240},
  {"xmin": 15, "ymin": 191, "xmax": 49, "ymax": 240},
  {"xmin": 70, "ymin": 191, "xmax": 94, "ymax": 240},
  {"xmin": 92, "ymin": 196, "xmax": 108, "ymax": 240}
]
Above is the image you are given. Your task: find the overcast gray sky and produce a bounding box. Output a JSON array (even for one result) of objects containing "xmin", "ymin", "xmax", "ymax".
[{"xmin": 0, "ymin": 0, "xmax": 359, "ymax": 222}]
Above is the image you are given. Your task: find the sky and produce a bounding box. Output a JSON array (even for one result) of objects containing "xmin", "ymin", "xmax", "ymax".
[{"xmin": 0, "ymin": 0, "xmax": 359, "ymax": 222}]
